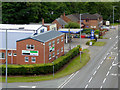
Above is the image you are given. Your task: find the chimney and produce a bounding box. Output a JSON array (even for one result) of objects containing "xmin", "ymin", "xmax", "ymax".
[{"xmin": 42, "ymin": 18, "xmax": 44, "ymax": 25}]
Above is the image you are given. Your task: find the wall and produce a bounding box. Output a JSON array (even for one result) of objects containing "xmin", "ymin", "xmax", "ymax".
[{"xmin": 0, "ymin": 49, "xmax": 17, "ymax": 64}]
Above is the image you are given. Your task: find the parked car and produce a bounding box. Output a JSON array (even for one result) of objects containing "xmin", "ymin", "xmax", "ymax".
[
  {"xmin": 110, "ymin": 26, "xmax": 116, "ymax": 29},
  {"xmin": 101, "ymin": 26, "xmax": 110, "ymax": 31}
]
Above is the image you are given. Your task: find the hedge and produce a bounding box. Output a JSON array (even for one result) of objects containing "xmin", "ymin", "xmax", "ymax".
[
  {"xmin": 1, "ymin": 46, "xmax": 80, "ymax": 76},
  {"xmin": 86, "ymin": 40, "xmax": 96, "ymax": 45}
]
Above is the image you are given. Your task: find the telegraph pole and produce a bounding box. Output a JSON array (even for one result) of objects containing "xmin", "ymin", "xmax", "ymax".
[{"xmin": 80, "ymin": 14, "xmax": 82, "ymax": 63}]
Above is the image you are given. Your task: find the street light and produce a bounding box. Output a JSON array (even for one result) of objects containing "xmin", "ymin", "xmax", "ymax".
[
  {"xmin": 80, "ymin": 14, "xmax": 82, "ymax": 63},
  {"xmin": 52, "ymin": 62, "xmax": 54, "ymax": 77}
]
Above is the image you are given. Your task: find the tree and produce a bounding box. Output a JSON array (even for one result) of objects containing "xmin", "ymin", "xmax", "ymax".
[{"xmin": 65, "ymin": 22, "xmax": 80, "ymax": 29}]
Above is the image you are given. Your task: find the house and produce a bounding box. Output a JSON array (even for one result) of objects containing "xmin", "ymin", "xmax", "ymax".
[
  {"xmin": 16, "ymin": 30, "xmax": 64, "ymax": 65},
  {"xmin": 52, "ymin": 13, "xmax": 103, "ymax": 30}
]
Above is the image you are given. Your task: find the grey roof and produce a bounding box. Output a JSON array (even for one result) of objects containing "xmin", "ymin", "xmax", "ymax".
[
  {"xmin": 0, "ymin": 31, "xmax": 33, "ymax": 49},
  {"xmin": 17, "ymin": 30, "xmax": 64, "ymax": 43},
  {"xmin": 56, "ymin": 18, "xmax": 67, "ymax": 26},
  {"xmin": 66, "ymin": 14, "xmax": 79, "ymax": 22}
]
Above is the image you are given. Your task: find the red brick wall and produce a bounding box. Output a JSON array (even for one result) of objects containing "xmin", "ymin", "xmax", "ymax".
[
  {"xmin": 52, "ymin": 20, "xmax": 62, "ymax": 30},
  {"xmin": 16, "ymin": 34, "xmax": 64, "ymax": 65},
  {"xmin": 0, "ymin": 50, "xmax": 17, "ymax": 64},
  {"xmin": 16, "ymin": 39, "xmax": 44, "ymax": 65}
]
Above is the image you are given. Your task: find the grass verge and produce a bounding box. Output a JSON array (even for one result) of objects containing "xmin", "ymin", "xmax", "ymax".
[
  {"xmin": 93, "ymin": 42, "xmax": 106, "ymax": 46},
  {"xmin": 2, "ymin": 49, "xmax": 90, "ymax": 83}
]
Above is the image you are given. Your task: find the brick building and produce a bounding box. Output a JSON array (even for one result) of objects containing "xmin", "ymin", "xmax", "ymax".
[
  {"xmin": 52, "ymin": 13, "xmax": 103, "ymax": 30},
  {"xmin": 16, "ymin": 30, "xmax": 64, "ymax": 65}
]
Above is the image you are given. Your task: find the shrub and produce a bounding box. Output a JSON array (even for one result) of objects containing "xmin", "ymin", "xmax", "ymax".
[
  {"xmin": 86, "ymin": 40, "xmax": 96, "ymax": 45},
  {"xmin": 2, "ymin": 46, "xmax": 80, "ymax": 76}
]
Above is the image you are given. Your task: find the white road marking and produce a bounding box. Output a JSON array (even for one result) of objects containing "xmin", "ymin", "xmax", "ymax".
[
  {"xmin": 109, "ymin": 38, "xmax": 111, "ymax": 39},
  {"xmin": 103, "ymin": 78, "xmax": 106, "ymax": 83},
  {"xmin": 106, "ymin": 71, "xmax": 109, "ymax": 76},
  {"xmin": 88, "ymin": 77, "xmax": 93, "ymax": 83},
  {"xmin": 32, "ymin": 86, "xmax": 36, "ymax": 88},
  {"xmin": 112, "ymin": 61, "xmax": 115, "ymax": 65},
  {"xmin": 97, "ymin": 65, "xmax": 100, "ymax": 70},
  {"xmin": 93, "ymin": 71, "xmax": 97, "ymax": 76},
  {"xmin": 110, "ymin": 73, "xmax": 117, "ymax": 76},
  {"xmin": 100, "ymin": 86, "xmax": 103, "ymax": 88},
  {"xmin": 58, "ymin": 71, "xmax": 79, "ymax": 88},
  {"xmin": 85, "ymin": 84, "xmax": 88, "ymax": 88},
  {"xmin": 109, "ymin": 66, "xmax": 112, "ymax": 70},
  {"xmin": 104, "ymin": 56, "xmax": 106, "ymax": 60},
  {"xmin": 100, "ymin": 61, "xmax": 104, "ymax": 64},
  {"xmin": 116, "ymin": 36, "xmax": 118, "ymax": 38},
  {"xmin": 19, "ymin": 86, "xmax": 33, "ymax": 88}
]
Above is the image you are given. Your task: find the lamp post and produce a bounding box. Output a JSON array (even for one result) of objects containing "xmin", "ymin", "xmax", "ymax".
[
  {"xmin": 52, "ymin": 62, "xmax": 54, "ymax": 77},
  {"xmin": 80, "ymin": 14, "xmax": 82, "ymax": 63},
  {"xmin": 6, "ymin": 29, "xmax": 8, "ymax": 89}
]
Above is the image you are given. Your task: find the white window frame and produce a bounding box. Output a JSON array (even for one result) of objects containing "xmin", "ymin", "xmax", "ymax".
[
  {"xmin": 57, "ymin": 50, "xmax": 59, "ymax": 55},
  {"xmin": 53, "ymin": 52, "xmax": 55, "ymax": 57},
  {"xmin": 57, "ymin": 39, "xmax": 59, "ymax": 44},
  {"xmin": 49, "ymin": 54, "xmax": 51, "ymax": 60},
  {"xmin": 61, "ymin": 47, "xmax": 63, "ymax": 52},
  {"xmin": 8, "ymin": 53, "xmax": 12, "ymax": 56},
  {"xmin": 25, "ymin": 57, "xmax": 29, "ymax": 62},
  {"xmin": 52, "ymin": 40, "xmax": 55, "ymax": 46},
  {"xmin": 0, "ymin": 52, "xmax": 5, "ymax": 59},
  {"xmin": 61, "ymin": 37, "xmax": 63, "ymax": 42},
  {"xmin": 26, "ymin": 44, "xmax": 35, "ymax": 50},
  {"xmin": 49, "ymin": 42, "xmax": 51, "ymax": 47},
  {"xmin": 31, "ymin": 57, "xmax": 36, "ymax": 62},
  {"xmin": 13, "ymin": 53, "xmax": 17, "ymax": 56}
]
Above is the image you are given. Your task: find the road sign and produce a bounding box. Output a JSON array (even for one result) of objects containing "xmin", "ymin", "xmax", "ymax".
[{"xmin": 79, "ymin": 48, "xmax": 82, "ymax": 51}]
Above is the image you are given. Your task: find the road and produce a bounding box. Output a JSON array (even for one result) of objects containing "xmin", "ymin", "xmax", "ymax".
[{"xmin": 2, "ymin": 25, "xmax": 119, "ymax": 89}]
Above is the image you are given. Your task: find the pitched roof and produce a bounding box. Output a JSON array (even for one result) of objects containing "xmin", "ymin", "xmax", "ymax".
[
  {"xmin": 56, "ymin": 18, "xmax": 67, "ymax": 26},
  {"xmin": 17, "ymin": 30, "xmax": 64, "ymax": 43},
  {"xmin": 66, "ymin": 14, "xmax": 79, "ymax": 22}
]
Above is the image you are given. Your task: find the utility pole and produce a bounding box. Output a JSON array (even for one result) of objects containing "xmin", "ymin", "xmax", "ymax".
[
  {"xmin": 69, "ymin": 28, "xmax": 71, "ymax": 51},
  {"xmin": 80, "ymin": 14, "xmax": 82, "ymax": 63},
  {"xmin": 113, "ymin": 6, "xmax": 115, "ymax": 26}
]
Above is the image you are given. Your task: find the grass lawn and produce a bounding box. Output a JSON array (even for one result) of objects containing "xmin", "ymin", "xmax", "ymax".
[
  {"xmin": 93, "ymin": 42, "xmax": 106, "ymax": 46},
  {"xmin": 2, "ymin": 49, "xmax": 90, "ymax": 83},
  {"xmin": 110, "ymin": 23, "xmax": 120, "ymax": 26}
]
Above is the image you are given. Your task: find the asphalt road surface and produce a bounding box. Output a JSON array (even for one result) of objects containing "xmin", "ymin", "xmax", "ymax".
[{"xmin": 2, "ymin": 26, "xmax": 119, "ymax": 89}]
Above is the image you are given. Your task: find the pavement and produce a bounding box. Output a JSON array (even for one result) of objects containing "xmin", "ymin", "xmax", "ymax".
[{"xmin": 1, "ymin": 25, "xmax": 119, "ymax": 89}]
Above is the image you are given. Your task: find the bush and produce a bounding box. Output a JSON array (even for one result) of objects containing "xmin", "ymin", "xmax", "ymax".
[
  {"xmin": 99, "ymin": 36, "xmax": 103, "ymax": 39},
  {"xmin": 86, "ymin": 40, "xmax": 96, "ymax": 45},
  {"xmin": 94, "ymin": 30, "xmax": 100, "ymax": 34},
  {"xmin": 2, "ymin": 46, "xmax": 80, "ymax": 76}
]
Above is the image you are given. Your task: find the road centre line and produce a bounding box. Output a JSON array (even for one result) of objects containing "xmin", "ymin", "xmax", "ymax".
[
  {"xmin": 85, "ymin": 84, "xmax": 88, "ymax": 88},
  {"xmin": 58, "ymin": 71, "xmax": 79, "ymax": 88},
  {"xmin": 104, "ymin": 56, "xmax": 106, "ymax": 60},
  {"xmin": 100, "ymin": 61, "xmax": 104, "ymax": 64},
  {"xmin": 58, "ymin": 73, "xmax": 74, "ymax": 88},
  {"xmin": 97, "ymin": 65, "xmax": 100, "ymax": 70},
  {"xmin": 88, "ymin": 77, "xmax": 93, "ymax": 83},
  {"xmin": 100, "ymin": 86, "xmax": 103, "ymax": 88},
  {"xmin": 103, "ymin": 78, "xmax": 106, "ymax": 83},
  {"xmin": 109, "ymin": 66, "xmax": 112, "ymax": 70},
  {"xmin": 106, "ymin": 71, "xmax": 109, "ymax": 76},
  {"xmin": 93, "ymin": 71, "xmax": 97, "ymax": 76}
]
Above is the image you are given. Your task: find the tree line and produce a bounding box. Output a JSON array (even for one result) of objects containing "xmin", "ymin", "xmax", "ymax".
[{"xmin": 2, "ymin": 2, "xmax": 120, "ymax": 24}]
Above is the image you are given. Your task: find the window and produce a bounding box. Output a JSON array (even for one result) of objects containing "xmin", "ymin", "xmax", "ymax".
[
  {"xmin": 13, "ymin": 53, "xmax": 17, "ymax": 56},
  {"xmin": 8, "ymin": 53, "xmax": 12, "ymax": 56},
  {"xmin": 52, "ymin": 41, "xmax": 55, "ymax": 46},
  {"xmin": 26, "ymin": 45, "xmax": 34, "ymax": 49},
  {"xmin": 57, "ymin": 39, "xmax": 59, "ymax": 44},
  {"xmin": 31, "ymin": 57, "xmax": 36, "ymax": 62},
  {"xmin": 49, "ymin": 42, "xmax": 51, "ymax": 47},
  {"xmin": 57, "ymin": 50, "xmax": 59, "ymax": 55},
  {"xmin": 40, "ymin": 29, "xmax": 44, "ymax": 33},
  {"xmin": 49, "ymin": 54, "xmax": 51, "ymax": 60},
  {"xmin": 53, "ymin": 52, "xmax": 55, "ymax": 57},
  {"xmin": 61, "ymin": 37, "xmax": 63, "ymax": 42},
  {"xmin": 0, "ymin": 52, "xmax": 5, "ymax": 59},
  {"xmin": 25, "ymin": 57, "xmax": 29, "ymax": 62},
  {"xmin": 61, "ymin": 47, "xmax": 63, "ymax": 52}
]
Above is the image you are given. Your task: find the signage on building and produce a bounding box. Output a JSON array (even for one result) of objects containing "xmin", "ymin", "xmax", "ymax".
[
  {"xmin": 91, "ymin": 30, "xmax": 94, "ymax": 40},
  {"xmin": 22, "ymin": 50, "xmax": 38, "ymax": 56},
  {"xmin": 49, "ymin": 46, "xmax": 55, "ymax": 52}
]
